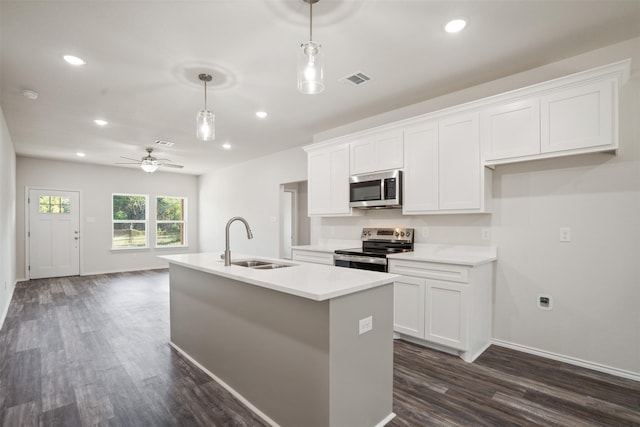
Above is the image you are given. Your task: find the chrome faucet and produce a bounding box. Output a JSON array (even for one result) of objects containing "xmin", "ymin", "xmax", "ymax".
[{"xmin": 223, "ymin": 216, "xmax": 254, "ymax": 266}]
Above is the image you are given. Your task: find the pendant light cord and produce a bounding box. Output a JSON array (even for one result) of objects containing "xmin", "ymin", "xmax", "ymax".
[
  {"xmin": 203, "ymin": 80, "xmax": 207, "ymax": 110},
  {"xmin": 309, "ymin": 1, "xmax": 313, "ymax": 41}
]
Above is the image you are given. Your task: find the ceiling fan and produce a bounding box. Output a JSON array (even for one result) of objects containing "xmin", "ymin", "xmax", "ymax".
[{"xmin": 116, "ymin": 148, "xmax": 184, "ymax": 173}]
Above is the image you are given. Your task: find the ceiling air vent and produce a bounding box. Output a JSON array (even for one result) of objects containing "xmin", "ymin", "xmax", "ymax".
[
  {"xmin": 340, "ymin": 72, "xmax": 372, "ymax": 86},
  {"xmin": 155, "ymin": 139, "xmax": 175, "ymax": 147}
]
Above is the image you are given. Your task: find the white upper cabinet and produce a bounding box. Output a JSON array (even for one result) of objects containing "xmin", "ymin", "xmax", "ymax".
[
  {"xmin": 350, "ymin": 129, "xmax": 403, "ymax": 175},
  {"xmin": 307, "ymin": 144, "xmax": 351, "ymax": 216},
  {"xmin": 403, "ymin": 121, "xmax": 439, "ymax": 213},
  {"xmin": 439, "ymin": 113, "xmax": 481, "ymax": 211},
  {"xmin": 541, "ymin": 79, "xmax": 614, "ymax": 153},
  {"xmin": 481, "ymin": 60, "xmax": 628, "ymax": 166},
  {"xmin": 404, "ymin": 113, "xmax": 490, "ymax": 214},
  {"xmin": 481, "ymin": 98, "xmax": 540, "ymax": 161}
]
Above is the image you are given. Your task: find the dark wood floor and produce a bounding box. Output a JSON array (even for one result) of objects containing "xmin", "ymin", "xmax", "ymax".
[{"xmin": 1, "ymin": 271, "xmax": 638, "ymax": 426}]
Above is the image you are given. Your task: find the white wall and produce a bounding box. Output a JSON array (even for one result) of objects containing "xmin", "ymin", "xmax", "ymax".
[
  {"xmin": 0, "ymin": 105, "xmax": 16, "ymax": 327},
  {"xmin": 199, "ymin": 146, "xmax": 307, "ymax": 257},
  {"xmin": 16, "ymin": 157, "xmax": 199, "ymax": 278},
  {"xmin": 313, "ymin": 37, "xmax": 640, "ymax": 376}
]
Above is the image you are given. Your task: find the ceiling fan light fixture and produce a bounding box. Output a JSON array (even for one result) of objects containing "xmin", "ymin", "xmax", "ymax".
[
  {"xmin": 196, "ymin": 73, "xmax": 215, "ymax": 141},
  {"xmin": 297, "ymin": 0, "xmax": 324, "ymax": 95},
  {"xmin": 141, "ymin": 159, "xmax": 159, "ymax": 173}
]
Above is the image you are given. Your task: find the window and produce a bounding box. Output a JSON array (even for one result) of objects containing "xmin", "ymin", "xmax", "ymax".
[
  {"xmin": 156, "ymin": 196, "xmax": 187, "ymax": 247},
  {"xmin": 112, "ymin": 194, "xmax": 148, "ymax": 249},
  {"xmin": 39, "ymin": 195, "xmax": 71, "ymax": 214}
]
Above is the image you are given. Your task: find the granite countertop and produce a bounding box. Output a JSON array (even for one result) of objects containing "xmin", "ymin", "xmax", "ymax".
[{"xmin": 160, "ymin": 252, "xmax": 399, "ymax": 301}]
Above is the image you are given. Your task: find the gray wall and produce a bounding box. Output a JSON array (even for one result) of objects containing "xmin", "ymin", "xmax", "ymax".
[
  {"xmin": 0, "ymin": 105, "xmax": 16, "ymax": 326},
  {"xmin": 198, "ymin": 146, "xmax": 307, "ymax": 257},
  {"xmin": 16, "ymin": 157, "xmax": 199, "ymax": 278}
]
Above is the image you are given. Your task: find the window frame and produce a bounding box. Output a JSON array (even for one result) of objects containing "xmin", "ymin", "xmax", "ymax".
[
  {"xmin": 111, "ymin": 193, "xmax": 150, "ymax": 250},
  {"xmin": 155, "ymin": 195, "xmax": 188, "ymax": 248}
]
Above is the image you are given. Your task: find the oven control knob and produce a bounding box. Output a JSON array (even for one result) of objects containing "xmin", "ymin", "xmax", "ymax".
[
  {"xmin": 395, "ymin": 232, "xmax": 399, "ymax": 237},
  {"xmin": 406, "ymin": 231, "xmax": 411, "ymax": 237},
  {"xmin": 401, "ymin": 232, "xmax": 405, "ymax": 237}
]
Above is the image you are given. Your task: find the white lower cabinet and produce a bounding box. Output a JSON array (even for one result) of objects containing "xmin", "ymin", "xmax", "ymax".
[
  {"xmin": 389, "ymin": 258, "xmax": 494, "ymax": 362},
  {"xmin": 291, "ymin": 249, "xmax": 334, "ymax": 265}
]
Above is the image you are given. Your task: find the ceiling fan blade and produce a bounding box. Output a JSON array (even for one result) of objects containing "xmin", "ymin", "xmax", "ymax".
[
  {"xmin": 115, "ymin": 162, "xmax": 141, "ymax": 165},
  {"xmin": 120, "ymin": 156, "xmax": 141, "ymax": 162},
  {"xmin": 159, "ymin": 163, "xmax": 184, "ymax": 168}
]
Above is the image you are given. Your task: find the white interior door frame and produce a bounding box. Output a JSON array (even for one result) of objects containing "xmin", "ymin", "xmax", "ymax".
[
  {"xmin": 25, "ymin": 186, "xmax": 83, "ymax": 279},
  {"xmin": 279, "ymin": 186, "xmax": 298, "ymax": 259}
]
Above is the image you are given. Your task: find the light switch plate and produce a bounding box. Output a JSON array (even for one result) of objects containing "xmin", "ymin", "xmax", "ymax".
[{"xmin": 559, "ymin": 227, "xmax": 571, "ymax": 242}]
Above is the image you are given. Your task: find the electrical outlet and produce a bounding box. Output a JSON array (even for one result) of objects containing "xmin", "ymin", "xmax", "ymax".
[
  {"xmin": 481, "ymin": 228, "xmax": 491, "ymax": 241},
  {"xmin": 422, "ymin": 227, "xmax": 429, "ymax": 238},
  {"xmin": 559, "ymin": 227, "xmax": 571, "ymax": 242},
  {"xmin": 359, "ymin": 316, "xmax": 373, "ymax": 335},
  {"xmin": 537, "ymin": 294, "xmax": 553, "ymax": 310}
]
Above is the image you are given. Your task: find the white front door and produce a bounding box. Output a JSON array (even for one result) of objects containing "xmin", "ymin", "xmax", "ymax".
[{"xmin": 28, "ymin": 189, "xmax": 80, "ymax": 279}]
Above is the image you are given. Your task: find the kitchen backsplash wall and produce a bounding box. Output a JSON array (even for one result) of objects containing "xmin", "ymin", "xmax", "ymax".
[{"xmin": 316, "ymin": 210, "xmax": 491, "ymax": 246}]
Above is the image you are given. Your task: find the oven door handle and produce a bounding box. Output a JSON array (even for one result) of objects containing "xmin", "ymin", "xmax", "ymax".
[{"xmin": 334, "ymin": 254, "xmax": 388, "ymax": 265}]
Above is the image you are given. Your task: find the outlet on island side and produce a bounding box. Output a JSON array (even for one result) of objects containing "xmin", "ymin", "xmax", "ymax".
[{"xmin": 359, "ymin": 316, "xmax": 373, "ymax": 335}]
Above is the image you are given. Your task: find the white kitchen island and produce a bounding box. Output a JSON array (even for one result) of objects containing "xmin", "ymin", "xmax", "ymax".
[{"xmin": 161, "ymin": 252, "xmax": 399, "ymax": 427}]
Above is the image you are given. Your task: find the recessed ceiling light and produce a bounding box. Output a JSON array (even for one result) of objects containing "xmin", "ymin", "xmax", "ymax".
[
  {"xmin": 256, "ymin": 111, "xmax": 268, "ymax": 119},
  {"xmin": 444, "ymin": 18, "xmax": 467, "ymax": 33},
  {"xmin": 76, "ymin": 152, "xmax": 86, "ymax": 157},
  {"xmin": 222, "ymin": 143, "xmax": 231, "ymax": 150},
  {"xmin": 94, "ymin": 119, "xmax": 108, "ymax": 126},
  {"xmin": 63, "ymin": 55, "xmax": 86, "ymax": 66},
  {"xmin": 22, "ymin": 89, "xmax": 39, "ymax": 100}
]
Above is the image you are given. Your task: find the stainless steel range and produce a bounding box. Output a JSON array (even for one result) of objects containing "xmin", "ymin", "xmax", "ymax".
[{"xmin": 334, "ymin": 227, "xmax": 414, "ymax": 272}]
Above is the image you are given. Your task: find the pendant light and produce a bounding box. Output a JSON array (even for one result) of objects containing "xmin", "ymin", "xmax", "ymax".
[
  {"xmin": 297, "ymin": 0, "xmax": 324, "ymax": 94},
  {"xmin": 196, "ymin": 73, "xmax": 215, "ymax": 141}
]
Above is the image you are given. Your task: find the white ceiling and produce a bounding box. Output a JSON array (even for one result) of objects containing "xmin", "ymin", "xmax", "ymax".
[{"xmin": 1, "ymin": 0, "xmax": 639, "ymax": 175}]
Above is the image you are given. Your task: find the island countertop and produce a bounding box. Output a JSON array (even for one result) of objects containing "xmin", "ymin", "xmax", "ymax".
[{"xmin": 160, "ymin": 252, "xmax": 399, "ymax": 301}]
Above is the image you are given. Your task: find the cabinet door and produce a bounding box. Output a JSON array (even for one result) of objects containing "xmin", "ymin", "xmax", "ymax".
[
  {"xmin": 393, "ymin": 275, "xmax": 426, "ymax": 338},
  {"xmin": 541, "ymin": 79, "xmax": 614, "ymax": 153},
  {"xmin": 308, "ymin": 145, "xmax": 350, "ymax": 215},
  {"xmin": 350, "ymin": 130, "xmax": 403, "ymax": 175},
  {"xmin": 308, "ymin": 150, "xmax": 331, "ymax": 215},
  {"xmin": 375, "ymin": 130, "xmax": 404, "ymax": 171},
  {"xmin": 403, "ymin": 121, "xmax": 439, "ymax": 213},
  {"xmin": 425, "ymin": 279, "xmax": 468, "ymax": 350},
  {"xmin": 439, "ymin": 113, "xmax": 481, "ymax": 210},
  {"xmin": 350, "ymin": 136, "xmax": 376, "ymax": 175},
  {"xmin": 291, "ymin": 249, "xmax": 334, "ymax": 265},
  {"xmin": 481, "ymin": 98, "xmax": 540, "ymax": 161}
]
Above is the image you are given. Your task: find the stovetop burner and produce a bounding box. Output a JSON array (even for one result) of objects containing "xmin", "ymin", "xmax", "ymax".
[{"xmin": 335, "ymin": 228, "xmax": 415, "ymax": 259}]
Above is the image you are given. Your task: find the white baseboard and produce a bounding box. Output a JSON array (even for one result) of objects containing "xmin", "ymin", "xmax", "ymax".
[
  {"xmin": 0, "ymin": 280, "xmax": 17, "ymax": 330},
  {"xmin": 492, "ymin": 338, "xmax": 640, "ymax": 382},
  {"xmin": 168, "ymin": 341, "xmax": 279, "ymax": 427},
  {"xmin": 81, "ymin": 266, "xmax": 169, "ymax": 276}
]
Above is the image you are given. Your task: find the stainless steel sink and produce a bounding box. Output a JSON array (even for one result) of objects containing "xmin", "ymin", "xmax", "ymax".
[
  {"xmin": 251, "ymin": 263, "xmax": 291, "ymax": 270},
  {"xmin": 231, "ymin": 259, "xmax": 293, "ymax": 269},
  {"xmin": 231, "ymin": 260, "xmax": 272, "ymax": 267}
]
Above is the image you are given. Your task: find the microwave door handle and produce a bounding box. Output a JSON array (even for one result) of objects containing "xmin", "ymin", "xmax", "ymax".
[{"xmin": 380, "ymin": 178, "xmax": 385, "ymax": 200}]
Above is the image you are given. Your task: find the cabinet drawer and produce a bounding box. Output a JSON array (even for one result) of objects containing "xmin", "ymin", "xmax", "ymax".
[
  {"xmin": 292, "ymin": 250, "xmax": 334, "ymax": 266},
  {"xmin": 389, "ymin": 260, "xmax": 469, "ymax": 283}
]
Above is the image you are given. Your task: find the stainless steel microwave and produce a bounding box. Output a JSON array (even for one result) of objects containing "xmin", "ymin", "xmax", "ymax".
[{"xmin": 349, "ymin": 170, "xmax": 402, "ymax": 209}]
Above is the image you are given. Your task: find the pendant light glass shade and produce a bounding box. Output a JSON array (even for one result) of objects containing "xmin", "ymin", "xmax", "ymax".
[
  {"xmin": 141, "ymin": 159, "xmax": 158, "ymax": 173},
  {"xmin": 196, "ymin": 73, "xmax": 215, "ymax": 141},
  {"xmin": 298, "ymin": 0, "xmax": 324, "ymax": 94},
  {"xmin": 196, "ymin": 109, "xmax": 215, "ymax": 141},
  {"xmin": 297, "ymin": 41, "xmax": 324, "ymax": 94}
]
